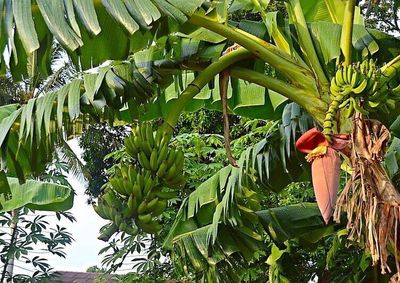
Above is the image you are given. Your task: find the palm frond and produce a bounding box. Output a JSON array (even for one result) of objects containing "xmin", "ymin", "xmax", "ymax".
[{"xmin": 57, "ymin": 138, "xmax": 89, "ymax": 184}]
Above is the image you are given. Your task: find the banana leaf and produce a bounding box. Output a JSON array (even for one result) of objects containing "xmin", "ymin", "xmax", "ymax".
[
  {"xmin": 0, "ymin": 177, "xmax": 74, "ymax": 212},
  {"xmin": 256, "ymin": 203, "xmax": 334, "ymax": 244}
]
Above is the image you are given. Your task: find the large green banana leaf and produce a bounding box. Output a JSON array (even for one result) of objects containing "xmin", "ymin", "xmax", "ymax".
[
  {"xmin": 1, "ymin": 0, "xmax": 206, "ymax": 78},
  {"xmin": 0, "ymin": 177, "xmax": 74, "ymax": 212},
  {"xmin": 257, "ymin": 203, "xmax": 335, "ymax": 244}
]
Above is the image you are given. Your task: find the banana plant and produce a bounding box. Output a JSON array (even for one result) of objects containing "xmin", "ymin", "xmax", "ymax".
[{"xmin": 1, "ymin": 0, "xmax": 400, "ymax": 281}]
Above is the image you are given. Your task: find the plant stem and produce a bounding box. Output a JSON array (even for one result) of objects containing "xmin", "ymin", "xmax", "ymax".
[
  {"xmin": 159, "ymin": 58, "xmax": 327, "ymax": 124},
  {"xmin": 381, "ymin": 54, "xmax": 400, "ymax": 81},
  {"xmin": 230, "ymin": 67, "xmax": 327, "ymax": 123},
  {"xmin": 163, "ymin": 48, "xmax": 252, "ymax": 129},
  {"xmin": 188, "ymin": 13, "xmax": 314, "ymax": 85},
  {"xmin": 287, "ymin": 0, "xmax": 329, "ymax": 87},
  {"xmin": 1, "ymin": 210, "xmax": 19, "ymax": 282},
  {"xmin": 341, "ymin": 0, "xmax": 356, "ymax": 66}
]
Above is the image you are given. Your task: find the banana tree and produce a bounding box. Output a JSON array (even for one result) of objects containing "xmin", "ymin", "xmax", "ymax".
[{"xmin": 1, "ymin": 0, "xmax": 400, "ymax": 281}]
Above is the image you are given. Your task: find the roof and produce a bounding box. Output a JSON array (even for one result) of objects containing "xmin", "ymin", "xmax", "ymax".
[{"xmin": 49, "ymin": 271, "xmax": 117, "ymax": 283}]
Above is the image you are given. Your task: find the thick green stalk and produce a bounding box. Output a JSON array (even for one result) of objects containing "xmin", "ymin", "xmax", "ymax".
[
  {"xmin": 286, "ymin": 0, "xmax": 329, "ymax": 87},
  {"xmin": 381, "ymin": 54, "xmax": 400, "ymax": 81},
  {"xmin": 340, "ymin": 0, "xmax": 356, "ymax": 66},
  {"xmin": 188, "ymin": 13, "xmax": 315, "ymax": 86},
  {"xmin": 163, "ymin": 48, "xmax": 252, "ymax": 129},
  {"xmin": 230, "ymin": 67, "xmax": 327, "ymax": 123}
]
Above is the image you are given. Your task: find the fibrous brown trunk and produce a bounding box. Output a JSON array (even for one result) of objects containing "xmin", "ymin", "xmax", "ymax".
[{"xmin": 334, "ymin": 113, "xmax": 400, "ymax": 282}]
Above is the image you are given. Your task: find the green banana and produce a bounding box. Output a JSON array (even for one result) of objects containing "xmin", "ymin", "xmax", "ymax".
[
  {"xmin": 155, "ymin": 190, "xmax": 177, "ymax": 199},
  {"xmin": 165, "ymin": 164, "xmax": 178, "ymax": 181},
  {"xmin": 150, "ymin": 149, "xmax": 158, "ymax": 171},
  {"xmin": 146, "ymin": 197, "xmax": 159, "ymax": 212},
  {"xmin": 138, "ymin": 213, "xmax": 152, "ymax": 224},
  {"xmin": 156, "ymin": 144, "xmax": 169, "ymax": 167},
  {"xmin": 140, "ymin": 220, "xmax": 162, "ymax": 234},
  {"xmin": 174, "ymin": 149, "xmax": 184, "ymax": 170},
  {"xmin": 137, "ymin": 202, "xmax": 148, "ymax": 214},
  {"xmin": 146, "ymin": 123, "xmax": 155, "ymax": 149},
  {"xmin": 150, "ymin": 200, "xmax": 167, "ymax": 217},
  {"xmin": 133, "ymin": 184, "xmax": 142, "ymax": 201},
  {"xmin": 138, "ymin": 152, "xmax": 151, "ymax": 170},
  {"xmin": 94, "ymin": 204, "xmax": 108, "ymax": 220},
  {"xmin": 156, "ymin": 161, "xmax": 168, "ymax": 178},
  {"xmin": 352, "ymin": 78, "xmax": 367, "ymax": 94}
]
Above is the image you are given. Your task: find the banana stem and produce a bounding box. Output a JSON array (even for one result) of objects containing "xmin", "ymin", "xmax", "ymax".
[
  {"xmin": 381, "ymin": 54, "xmax": 400, "ymax": 81},
  {"xmin": 188, "ymin": 13, "xmax": 315, "ymax": 86},
  {"xmin": 341, "ymin": 0, "xmax": 356, "ymax": 66},
  {"xmin": 163, "ymin": 48, "xmax": 252, "ymax": 130},
  {"xmin": 229, "ymin": 67, "xmax": 327, "ymax": 123}
]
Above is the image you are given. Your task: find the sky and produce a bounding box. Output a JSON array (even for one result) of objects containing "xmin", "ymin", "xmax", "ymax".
[
  {"xmin": 12, "ymin": 139, "xmax": 117, "ymax": 275},
  {"xmin": 46, "ymin": 140, "xmax": 109, "ymax": 272}
]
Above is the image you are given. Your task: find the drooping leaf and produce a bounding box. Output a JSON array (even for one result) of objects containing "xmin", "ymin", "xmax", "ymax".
[
  {"xmin": 36, "ymin": 0, "xmax": 83, "ymax": 51},
  {"xmin": 0, "ymin": 178, "xmax": 74, "ymax": 212},
  {"xmin": 13, "ymin": 0, "xmax": 40, "ymax": 54},
  {"xmin": 257, "ymin": 203, "xmax": 334, "ymax": 243}
]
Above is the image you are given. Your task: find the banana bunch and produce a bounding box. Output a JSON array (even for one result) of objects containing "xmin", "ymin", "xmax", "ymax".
[
  {"xmin": 99, "ymin": 163, "xmax": 177, "ymax": 234},
  {"xmin": 124, "ymin": 123, "xmax": 185, "ymax": 187},
  {"xmin": 330, "ymin": 61, "xmax": 371, "ymax": 98},
  {"xmin": 324, "ymin": 59, "xmax": 391, "ymax": 138},
  {"xmin": 93, "ymin": 190, "xmax": 138, "ymax": 236},
  {"xmin": 95, "ymin": 122, "xmax": 186, "ymax": 236}
]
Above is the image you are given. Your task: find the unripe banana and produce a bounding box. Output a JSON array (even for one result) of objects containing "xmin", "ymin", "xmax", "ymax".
[
  {"xmin": 155, "ymin": 190, "xmax": 177, "ymax": 199},
  {"xmin": 133, "ymin": 184, "xmax": 142, "ymax": 201},
  {"xmin": 156, "ymin": 144, "xmax": 169, "ymax": 167},
  {"xmin": 335, "ymin": 68, "xmax": 346, "ymax": 85},
  {"xmin": 155, "ymin": 128, "xmax": 163, "ymax": 146},
  {"xmin": 94, "ymin": 204, "xmax": 108, "ymax": 219},
  {"xmin": 125, "ymin": 194, "xmax": 135, "ymax": 216},
  {"xmin": 156, "ymin": 161, "xmax": 168, "ymax": 178},
  {"xmin": 146, "ymin": 197, "xmax": 159, "ymax": 212},
  {"xmin": 346, "ymin": 65, "xmax": 353, "ymax": 84},
  {"xmin": 124, "ymin": 136, "xmax": 138, "ymax": 157},
  {"xmin": 128, "ymin": 165, "xmax": 137, "ymax": 183},
  {"xmin": 137, "ymin": 202, "xmax": 148, "ymax": 214},
  {"xmin": 174, "ymin": 150, "xmax": 184, "ymax": 170},
  {"xmin": 138, "ymin": 213, "xmax": 152, "ymax": 224},
  {"xmin": 352, "ymin": 79, "xmax": 368, "ymax": 94},
  {"xmin": 138, "ymin": 152, "xmax": 151, "ymax": 170},
  {"xmin": 151, "ymin": 200, "xmax": 167, "ymax": 217},
  {"xmin": 133, "ymin": 136, "xmax": 143, "ymax": 152},
  {"xmin": 140, "ymin": 220, "xmax": 161, "ymax": 234},
  {"xmin": 165, "ymin": 164, "xmax": 178, "ymax": 181},
  {"xmin": 109, "ymin": 178, "xmax": 124, "ymax": 196},
  {"xmin": 166, "ymin": 150, "xmax": 176, "ymax": 168},
  {"xmin": 146, "ymin": 124, "xmax": 155, "ymax": 149},
  {"xmin": 143, "ymin": 177, "xmax": 154, "ymax": 196},
  {"xmin": 150, "ymin": 149, "xmax": 158, "ymax": 171}
]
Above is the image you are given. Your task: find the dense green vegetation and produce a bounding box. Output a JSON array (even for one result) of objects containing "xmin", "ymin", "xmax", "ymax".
[{"xmin": 1, "ymin": 0, "xmax": 400, "ymax": 282}]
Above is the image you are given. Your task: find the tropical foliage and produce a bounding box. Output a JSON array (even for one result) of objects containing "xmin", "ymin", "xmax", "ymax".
[{"xmin": 1, "ymin": 0, "xmax": 400, "ymax": 282}]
